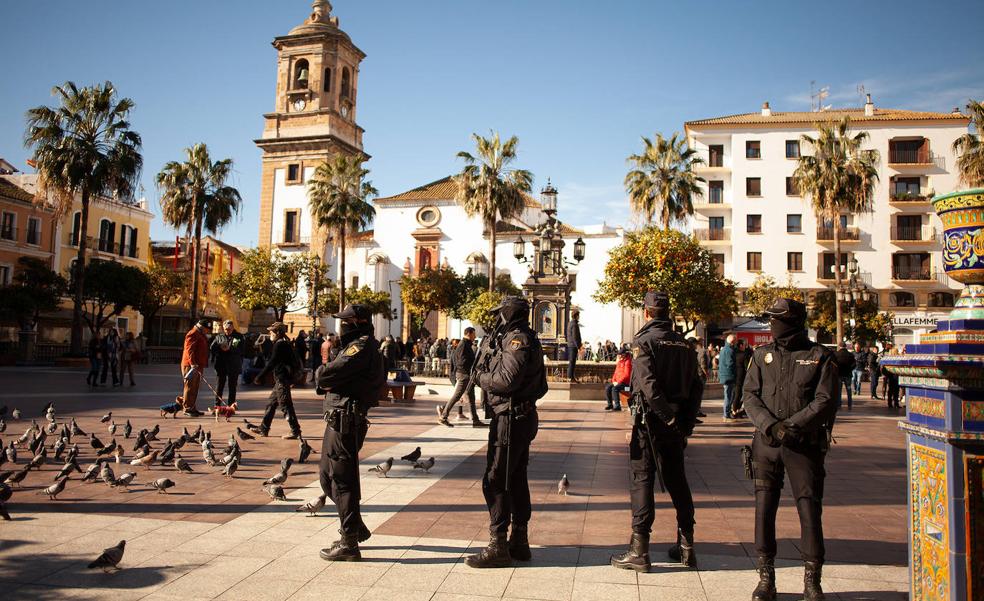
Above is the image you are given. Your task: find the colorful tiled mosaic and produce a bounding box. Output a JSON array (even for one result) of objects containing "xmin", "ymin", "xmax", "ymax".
[
  {"xmin": 967, "ymin": 456, "xmax": 984, "ymax": 600},
  {"xmin": 965, "ymin": 401, "xmax": 984, "ymax": 424},
  {"xmin": 909, "ymin": 395, "xmax": 945, "ymax": 419},
  {"xmin": 910, "ymin": 443, "xmax": 949, "ymax": 601}
]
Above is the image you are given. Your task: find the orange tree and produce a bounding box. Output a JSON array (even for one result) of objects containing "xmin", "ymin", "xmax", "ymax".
[
  {"xmin": 594, "ymin": 227, "xmax": 737, "ymax": 333},
  {"xmin": 399, "ymin": 266, "xmax": 467, "ymax": 331}
]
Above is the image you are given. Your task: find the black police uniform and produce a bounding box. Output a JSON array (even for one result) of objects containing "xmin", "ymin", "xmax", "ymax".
[
  {"xmin": 742, "ymin": 298, "xmax": 839, "ymax": 601},
  {"xmin": 257, "ymin": 335, "xmax": 302, "ymax": 436},
  {"xmin": 467, "ymin": 297, "xmax": 548, "ymax": 568},
  {"xmin": 211, "ymin": 331, "xmax": 244, "ymax": 406},
  {"xmin": 316, "ymin": 306, "xmax": 385, "ymax": 559}
]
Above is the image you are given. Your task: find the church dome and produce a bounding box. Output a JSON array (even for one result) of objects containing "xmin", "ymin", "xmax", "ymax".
[{"xmin": 289, "ymin": 0, "xmax": 341, "ymax": 35}]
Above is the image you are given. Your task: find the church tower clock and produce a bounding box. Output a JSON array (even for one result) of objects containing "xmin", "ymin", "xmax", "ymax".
[{"xmin": 255, "ymin": 0, "xmax": 366, "ymax": 257}]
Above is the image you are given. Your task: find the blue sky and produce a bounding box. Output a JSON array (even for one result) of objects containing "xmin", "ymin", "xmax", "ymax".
[{"xmin": 2, "ymin": 0, "xmax": 982, "ymax": 246}]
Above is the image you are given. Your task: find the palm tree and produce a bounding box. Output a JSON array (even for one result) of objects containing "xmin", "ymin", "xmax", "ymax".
[
  {"xmin": 307, "ymin": 154, "xmax": 377, "ymax": 310},
  {"xmin": 156, "ymin": 143, "xmax": 242, "ymax": 321},
  {"xmin": 953, "ymin": 99, "xmax": 984, "ymax": 188},
  {"xmin": 24, "ymin": 81, "xmax": 143, "ymax": 355},
  {"xmin": 454, "ymin": 132, "xmax": 533, "ymax": 292},
  {"xmin": 794, "ymin": 117, "xmax": 880, "ymax": 344},
  {"xmin": 625, "ymin": 133, "xmax": 705, "ymax": 229}
]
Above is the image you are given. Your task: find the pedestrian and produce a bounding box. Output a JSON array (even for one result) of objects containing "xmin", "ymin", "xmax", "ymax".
[
  {"xmin": 833, "ymin": 343, "xmax": 856, "ymax": 410},
  {"xmin": 212, "ymin": 320, "xmax": 244, "ymax": 407},
  {"xmin": 733, "ymin": 339, "xmax": 752, "ymax": 417},
  {"xmin": 718, "ymin": 335, "xmax": 737, "ymax": 420},
  {"xmin": 742, "ymin": 298, "xmax": 839, "ymax": 601},
  {"xmin": 867, "ymin": 346, "xmax": 882, "ymax": 399},
  {"xmin": 178, "ymin": 319, "xmax": 210, "ymax": 417},
  {"xmin": 882, "ymin": 351, "xmax": 901, "ymax": 410},
  {"xmin": 380, "ymin": 334, "xmax": 399, "ymax": 374},
  {"xmin": 254, "ymin": 322, "xmax": 303, "ymax": 439},
  {"xmin": 438, "ymin": 327, "xmax": 485, "ymax": 427},
  {"xmin": 604, "ymin": 348, "xmax": 631, "ymax": 411},
  {"xmin": 120, "ymin": 331, "xmax": 138, "ymax": 386},
  {"xmin": 316, "ymin": 304, "xmax": 386, "ymax": 561},
  {"xmin": 851, "ymin": 342, "xmax": 868, "ymax": 396},
  {"xmin": 611, "ymin": 291, "xmax": 702, "ymax": 572},
  {"xmin": 466, "ymin": 296, "xmax": 548, "ymax": 568},
  {"xmin": 86, "ymin": 331, "xmax": 103, "ymax": 388},
  {"xmin": 135, "ymin": 331, "xmax": 148, "ymax": 364},
  {"xmin": 310, "ymin": 330, "xmax": 324, "ymax": 382},
  {"xmin": 294, "ymin": 330, "xmax": 309, "ymax": 372},
  {"xmin": 566, "ymin": 309, "xmax": 581, "ymax": 382},
  {"xmin": 101, "ymin": 327, "xmax": 121, "ymax": 387}
]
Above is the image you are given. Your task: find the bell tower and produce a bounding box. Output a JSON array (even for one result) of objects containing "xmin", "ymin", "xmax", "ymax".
[{"xmin": 255, "ymin": 0, "xmax": 366, "ymax": 251}]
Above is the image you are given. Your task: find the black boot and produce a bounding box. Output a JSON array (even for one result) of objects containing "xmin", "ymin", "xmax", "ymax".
[
  {"xmin": 465, "ymin": 532, "xmax": 512, "ymax": 568},
  {"xmin": 610, "ymin": 532, "xmax": 650, "ymax": 572},
  {"xmin": 319, "ymin": 533, "xmax": 361, "ymax": 562},
  {"xmin": 804, "ymin": 560, "xmax": 825, "ymax": 601},
  {"xmin": 752, "ymin": 557, "xmax": 777, "ymax": 601},
  {"xmin": 508, "ymin": 525, "xmax": 532, "ymax": 561},
  {"xmin": 666, "ymin": 529, "xmax": 697, "ymax": 568}
]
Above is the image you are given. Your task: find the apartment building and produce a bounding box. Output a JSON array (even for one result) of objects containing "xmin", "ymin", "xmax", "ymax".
[{"xmin": 685, "ymin": 97, "xmax": 970, "ymax": 345}]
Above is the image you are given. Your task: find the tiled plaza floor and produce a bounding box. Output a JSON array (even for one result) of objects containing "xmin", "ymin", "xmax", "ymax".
[{"xmin": 0, "ymin": 365, "xmax": 909, "ymax": 600}]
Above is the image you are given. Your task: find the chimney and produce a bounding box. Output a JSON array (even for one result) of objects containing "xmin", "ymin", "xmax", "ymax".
[
  {"xmin": 864, "ymin": 93, "xmax": 874, "ymax": 117},
  {"xmin": 761, "ymin": 101, "xmax": 772, "ymax": 117},
  {"xmin": 952, "ymin": 107, "xmax": 962, "ymax": 115}
]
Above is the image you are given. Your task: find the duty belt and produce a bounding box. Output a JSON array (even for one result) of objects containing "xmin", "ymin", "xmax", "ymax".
[
  {"xmin": 511, "ymin": 401, "xmax": 535, "ymax": 417},
  {"xmin": 325, "ymin": 407, "xmax": 367, "ymax": 435}
]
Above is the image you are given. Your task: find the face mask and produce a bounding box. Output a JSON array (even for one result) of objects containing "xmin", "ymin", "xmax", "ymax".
[
  {"xmin": 770, "ymin": 319, "xmax": 803, "ymax": 347},
  {"xmin": 340, "ymin": 321, "xmax": 358, "ymax": 337}
]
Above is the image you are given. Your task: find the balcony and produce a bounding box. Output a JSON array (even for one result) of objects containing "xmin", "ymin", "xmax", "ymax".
[
  {"xmin": 693, "ymin": 198, "xmax": 730, "ymax": 210},
  {"xmin": 891, "ymin": 267, "xmax": 933, "ymax": 282},
  {"xmin": 0, "ymin": 226, "xmax": 17, "ymax": 242},
  {"xmin": 816, "ymin": 266, "xmax": 872, "ymax": 284},
  {"xmin": 891, "ymin": 226, "xmax": 939, "ymax": 244},
  {"xmin": 693, "ymin": 227, "xmax": 730, "ymax": 244},
  {"xmin": 275, "ymin": 235, "xmax": 311, "ymax": 248},
  {"xmin": 888, "ymin": 148, "xmax": 935, "ymax": 165},
  {"xmin": 66, "ymin": 233, "xmax": 140, "ymax": 259},
  {"xmin": 889, "ymin": 191, "xmax": 932, "ymax": 204},
  {"xmin": 816, "ymin": 226, "xmax": 860, "ymax": 243}
]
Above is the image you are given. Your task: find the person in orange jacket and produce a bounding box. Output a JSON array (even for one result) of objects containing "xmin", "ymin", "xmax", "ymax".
[
  {"xmin": 178, "ymin": 319, "xmax": 211, "ymax": 417},
  {"xmin": 605, "ymin": 347, "xmax": 632, "ymax": 411}
]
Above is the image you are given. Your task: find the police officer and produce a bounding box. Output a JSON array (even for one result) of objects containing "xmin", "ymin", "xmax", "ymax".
[
  {"xmin": 254, "ymin": 322, "xmax": 303, "ymax": 439},
  {"xmin": 466, "ymin": 296, "xmax": 548, "ymax": 568},
  {"xmin": 611, "ymin": 291, "xmax": 702, "ymax": 573},
  {"xmin": 316, "ymin": 304, "xmax": 385, "ymax": 562},
  {"xmin": 743, "ymin": 298, "xmax": 838, "ymax": 601}
]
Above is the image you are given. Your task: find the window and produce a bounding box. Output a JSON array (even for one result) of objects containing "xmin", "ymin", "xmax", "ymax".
[
  {"xmin": 341, "ymin": 67, "xmax": 351, "ymax": 99},
  {"xmin": 787, "ymin": 252, "xmax": 803, "ymax": 271},
  {"xmin": 820, "ymin": 252, "xmax": 848, "ymax": 279},
  {"xmin": 785, "ymin": 140, "xmax": 800, "ymax": 158},
  {"xmin": 892, "ymin": 252, "xmax": 931, "ymax": 280},
  {"xmin": 26, "ymin": 217, "xmax": 40, "ymax": 245},
  {"xmin": 70, "ymin": 212, "xmax": 81, "ymax": 245},
  {"xmin": 890, "ymin": 291, "xmax": 916, "ymax": 307},
  {"xmin": 746, "ymin": 177, "xmax": 761, "ymax": 196},
  {"xmin": 286, "ymin": 163, "xmax": 302, "ymax": 184},
  {"xmin": 889, "ymin": 138, "xmax": 929, "ymax": 164},
  {"xmin": 746, "ymin": 214, "xmax": 762, "ymax": 233},
  {"xmin": 708, "ymin": 145, "xmax": 724, "ymax": 167},
  {"xmin": 0, "ymin": 212, "xmax": 14, "ymax": 240},
  {"xmin": 708, "ymin": 180, "xmax": 724, "ymax": 204},
  {"xmin": 351, "ymin": 275, "xmax": 359, "ymax": 288},
  {"xmin": 895, "ymin": 215, "xmax": 922, "ymax": 240},
  {"xmin": 116, "ymin": 317, "xmax": 129, "ymax": 335},
  {"xmin": 0, "ymin": 264, "xmax": 10, "ymax": 285},
  {"xmin": 323, "ymin": 68, "xmax": 332, "ymax": 92},
  {"xmin": 746, "ymin": 252, "xmax": 762, "ymax": 271},
  {"xmin": 786, "ymin": 214, "xmax": 802, "ymax": 233},
  {"xmin": 892, "ymin": 176, "xmax": 921, "ymax": 199},
  {"xmin": 128, "ymin": 227, "xmax": 138, "ymax": 258},
  {"xmin": 293, "ymin": 59, "xmax": 310, "ymax": 89},
  {"xmin": 785, "ymin": 177, "xmax": 800, "ymax": 196},
  {"xmin": 283, "ymin": 210, "xmax": 299, "ymax": 244},
  {"xmin": 117, "ymin": 225, "xmax": 138, "ymax": 258},
  {"xmin": 929, "ymin": 292, "xmax": 955, "ymax": 308},
  {"xmin": 711, "ymin": 253, "xmax": 725, "ymax": 277},
  {"xmin": 709, "ymin": 216, "xmax": 724, "ymax": 230},
  {"xmin": 745, "ymin": 140, "xmax": 761, "ymax": 159},
  {"xmin": 98, "ymin": 219, "xmax": 116, "ymax": 252}
]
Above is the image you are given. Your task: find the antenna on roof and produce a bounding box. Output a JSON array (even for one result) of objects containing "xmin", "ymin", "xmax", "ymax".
[
  {"xmin": 811, "ymin": 84, "xmax": 829, "ymax": 112},
  {"xmin": 856, "ymin": 84, "xmax": 867, "ymax": 106}
]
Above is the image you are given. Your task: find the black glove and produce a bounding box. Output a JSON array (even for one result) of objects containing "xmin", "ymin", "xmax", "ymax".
[{"xmin": 770, "ymin": 421, "xmax": 802, "ymax": 445}]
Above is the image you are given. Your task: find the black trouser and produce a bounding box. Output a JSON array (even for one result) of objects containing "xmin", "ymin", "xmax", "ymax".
[
  {"xmin": 216, "ymin": 370, "xmax": 238, "ymax": 406},
  {"xmin": 752, "ymin": 431, "xmax": 826, "ymax": 563},
  {"xmin": 629, "ymin": 420, "xmax": 695, "ymax": 534},
  {"xmin": 101, "ymin": 356, "xmax": 119, "ymax": 385},
  {"xmin": 260, "ymin": 380, "xmax": 301, "ymax": 435},
  {"xmin": 483, "ymin": 409, "xmax": 538, "ymax": 534},
  {"xmin": 441, "ymin": 375, "xmax": 479, "ymax": 421},
  {"xmin": 870, "ymin": 369, "xmax": 880, "ymax": 397},
  {"xmin": 319, "ymin": 415, "xmax": 369, "ymax": 537},
  {"xmin": 566, "ymin": 346, "xmax": 577, "ymax": 380}
]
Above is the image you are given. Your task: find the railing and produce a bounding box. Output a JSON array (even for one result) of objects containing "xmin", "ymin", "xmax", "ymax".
[
  {"xmin": 693, "ymin": 227, "xmax": 730, "ymax": 241},
  {"xmin": 816, "ymin": 226, "xmax": 860, "ymax": 241},
  {"xmin": 889, "ymin": 192, "xmax": 930, "ymax": 203},
  {"xmin": 891, "ymin": 226, "xmax": 938, "ymax": 242},
  {"xmin": 708, "ymin": 190, "xmax": 724, "ymax": 204},
  {"xmin": 0, "ymin": 226, "xmax": 17, "ymax": 242},
  {"xmin": 888, "ymin": 149, "xmax": 933, "ymax": 165},
  {"xmin": 892, "ymin": 267, "xmax": 932, "ymax": 281},
  {"xmin": 66, "ymin": 233, "xmax": 139, "ymax": 258}
]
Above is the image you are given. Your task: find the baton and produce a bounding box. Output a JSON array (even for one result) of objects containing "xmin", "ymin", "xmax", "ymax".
[{"xmin": 640, "ymin": 412, "xmax": 667, "ymax": 494}]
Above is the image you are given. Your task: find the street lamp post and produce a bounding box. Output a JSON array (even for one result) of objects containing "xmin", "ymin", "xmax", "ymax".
[{"xmin": 837, "ymin": 256, "xmax": 872, "ymax": 343}]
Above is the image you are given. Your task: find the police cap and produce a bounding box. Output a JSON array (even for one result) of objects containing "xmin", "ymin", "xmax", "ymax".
[
  {"xmin": 763, "ymin": 297, "xmax": 807, "ymax": 323},
  {"xmin": 493, "ymin": 296, "xmax": 530, "ymax": 322},
  {"xmin": 643, "ymin": 291, "xmax": 670, "ymax": 309},
  {"xmin": 333, "ymin": 304, "xmax": 372, "ymax": 321}
]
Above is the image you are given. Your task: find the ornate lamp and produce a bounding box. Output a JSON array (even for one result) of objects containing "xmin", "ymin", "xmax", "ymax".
[
  {"xmin": 541, "ymin": 180, "xmax": 558, "ymax": 213},
  {"xmin": 573, "ymin": 237, "xmax": 586, "ymax": 262},
  {"xmin": 513, "ymin": 236, "xmax": 526, "ymax": 262}
]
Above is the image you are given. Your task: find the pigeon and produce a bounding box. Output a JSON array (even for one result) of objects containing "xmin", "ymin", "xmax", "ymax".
[
  {"xmin": 132, "ymin": 430, "xmax": 147, "ymax": 451},
  {"xmin": 368, "ymin": 457, "xmax": 393, "ymax": 477},
  {"xmin": 0, "ymin": 470, "xmax": 12, "ymax": 484},
  {"xmin": 203, "ymin": 447, "xmax": 216, "ymax": 467},
  {"xmin": 265, "ymin": 484, "xmax": 287, "ymax": 501},
  {"xmin": 52, "ymin": 437, "xmax": 66, "ymax": 461},
  {"xmin": 295, "ymin": 494, "xmax": 327, "ymax": 517},
  {"xmin": 175, "ymin": 456, "xmax": 194, "ymax": 474},
  {"xmin": 90, "ymin": 433, "xmax": 105, "ymax": 450},
  {"xmin": 151, "ymin": 478, "xmax": 175, "ymax": 494},
  {"xmin": 0, "ymin": 482, "xmax": 10, "ymax": 520},
  {"xmin": 113, "ymin": 445, "xmax": 124, "ymax": 464},
  {"xmin": 123, "ymin": 420, "xmax": 132, "ymax": 439},
  {"xmin": 46, "ymin": 406, "xmax": 56, "ymax": 421},
  {"xmin": 88, "ymin": 540, "xmax": 125, "ymax": 572},
  {"xmin": 132, "ymin": 450, "xmax": 159, "ymax": 469},
  {"xmin": 27, "ymin": 448, "xmax": 47, "ymax": 470},
  {"xmin": 40, "ymin": 476, "xmax": 68, "ymax": 500},
  {"xmin": 412, "ymin": 457, "xmax": 436, "ymax": 473},
  {"xmin": 7, "ymin": 468, "xmax": 29, "ymax": 486},
  {"xmin": 221, "ymin": 458, "xmax": 239, "ymax": 478},
  {"xmin": 146, "ymin": 424, "xmax": 160, "ymax": 442},
  {"xmin": 81, "ymin": 462, "xmax": 102, "ymax": 482},
  {"xmin": 6, "ymin": 442, "xmax": 17, "ymax": 464},
  {"xmin": 0, "ymin": 419, "xmax": 5, "ymax": 433},
  {"xmin": 108, "ymin": 422, "xmax": 117, "ymax": 436},
  {"xmin": 558, "ymin": 474, "xmax": 569, "ymax": 495},
  {"xmin": 54, "ymin": 460, "xmax": 81, "ymax": 480},
  {"xmin": 132, "ymin": 445, "xmax": 151, "ymax": 460},
  {"xmin": 113, "ymin": 472, "xmax": 136, "ymax": 489},
  {"xmin": 11, "ymin": 409, "xmax": 21, "ymax": 421},
  {"xmin": 100, "ymin": 463, "xmax": 116, "ymax": 487},
  {"xmin": 41, "ymin": 402, "xmax": 53, "ymax": 417},
  {"xmin": 280, "ymin": 457, "xmax": 294, "ymax": 472},
  {"xmin": 235, "ymin": 427, "xmax": 254, "ymax": 441},
  {"xmin": 100, "ymin": 412, "xmax": 112, "ymax": 424},
  {"xmin": 264, "ymin": 469, "xmax": 288, "ymax": 486},
  {"xmin": 29, "ymin": 431, "xmax": 46, "ymax": 455},
  {"xmin": 65, "ymin": 444, "xmax": 79, "ymax": 464},
  {"xmin": 70, "ymin": 418, "xmax": 85, "ymax": 436},
  {"xmin": 298, "ymin": 438, "xmax": 313, "ymax": 463},
  {"xmin": 96, "ymin": 440, "xmax": 118, "ymax": 458},
  {"xmin": 159, "ymin": 441, "xmax": 176, "ymax": 465},
  {"xmin": 45, "ymin": 421, "xmax": 58, "ymax": 435},
  {"xmin": 15, "ymin": 428, "xmax": 31, "ymax": 446},
  {"xmin": 401, "ymin": 447, "xmax": 422, "ymax": 463},
  {"xmin": 243, "ymin": 419, "xmax": 264, "ymax": 434}
]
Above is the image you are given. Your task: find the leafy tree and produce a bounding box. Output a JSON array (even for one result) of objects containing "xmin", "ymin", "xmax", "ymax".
[
  {"xmin": 454, "ymin": 132, "xmax": 533, "ymax": 292},
  {"xmin": 953, "ymin": 99, "xmax": 984, "ymax": 187},
  {"xmin": 594, "ymin": 227, "xmax": 737, "ymax": 333},
  {"xmin": 81, "ymin": 260, "xmax": 149, "ymax": 335},
  {"xmin": 0, "ymin": 258, "xmax": 67, "ymax": 331},
  {"xmin": 625, "ymin": 133, "xmax": 705, "ymax": 229},
  {"xmin": 809, "ymin": 293, "xmax": 893, "ymax": 345},
  {"xmin": 136, "ymin": 263, "xmax": 185, "ymax": 341},
  {"xmin": 794, "ymin": 116, "xmax": 879, "ymax": 344},
  {"xmin": 216, "ymin": 248, "xmax": 310, "ymax": 320},
  {"xmin": 346, "ymin": 286, "xmax": 393, "ymax": 318},
  {"xmin": 307, "ymin": 154, "xmax": 377, "ymax": 310},
  {"xmin": 400, "ymin": 267, "xmax": 466, "ymax": 329},
  {"xmin": 741, "ymin": 274, "xmax": 806, "ymax": 317},
  {"xmin": 157, "ymin": 143, "xmax": 242, "ymax": 320},
  {"xmin": 25, "ymin": 81, "xmax": 143, "ymax": 355},
  {"xmin": 451, "ymin": 271, "xmax": 521, "ymax": 320},
  {"xmin": 466, "ymin": 291, "xmax": 504, "ymax": 332}
]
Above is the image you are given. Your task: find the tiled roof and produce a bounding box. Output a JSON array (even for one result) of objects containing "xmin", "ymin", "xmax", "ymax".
[
  {"xmin": 0, "ymin": 178, "xmax": 35, "ymax": 203},
  {"xmin": 376, "ymin": 176, "xmax": 541, "ymax": 208},
  {"xmin": 686, "ymin": 107, "xmax": 969, "ymax": 128}
]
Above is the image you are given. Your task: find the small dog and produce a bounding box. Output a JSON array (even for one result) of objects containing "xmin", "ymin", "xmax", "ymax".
[
  {"xmin": 209, "ymin": 402, "xmax": 238, "ymax": 422},
  {"xmin": 160, "ymin": 399, "xmax": 182, "ymax": 418}
]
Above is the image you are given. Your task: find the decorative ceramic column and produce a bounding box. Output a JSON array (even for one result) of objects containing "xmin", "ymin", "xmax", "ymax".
[{"xmin": 883, "ymin": 188, "xmax": 984, "ymax": 601}]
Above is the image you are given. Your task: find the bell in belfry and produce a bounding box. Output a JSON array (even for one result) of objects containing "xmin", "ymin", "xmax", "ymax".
[{"xmin": 297, "ymin": 68, "xmax": 309, "ymax": 87}]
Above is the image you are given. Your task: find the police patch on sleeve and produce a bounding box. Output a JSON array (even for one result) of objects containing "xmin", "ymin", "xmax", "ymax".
[
  {"xmin": 764, "ymin": 352, "xmax": 773, "ymax": 364},
  {"xmin": 344, "ymin": 345, "xmax": 360, "ymax": 357},
  {"xmin": 510, "ymin": 339, "xmax": 523, "ymax": 350}
]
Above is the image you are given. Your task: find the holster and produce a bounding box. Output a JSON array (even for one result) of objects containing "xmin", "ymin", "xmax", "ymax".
[{"xmin": 741, "ymin": 445, "xmax": 753, "ymax": 480}]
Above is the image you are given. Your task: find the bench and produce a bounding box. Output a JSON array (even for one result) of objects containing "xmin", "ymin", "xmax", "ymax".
[
  {"xmin": 383, "ymin": 369, "xmax": 423, "ymax": 403},
  {"xmin": 619, "ymin": 390, "xmax": 632, "ymax": 407}
]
